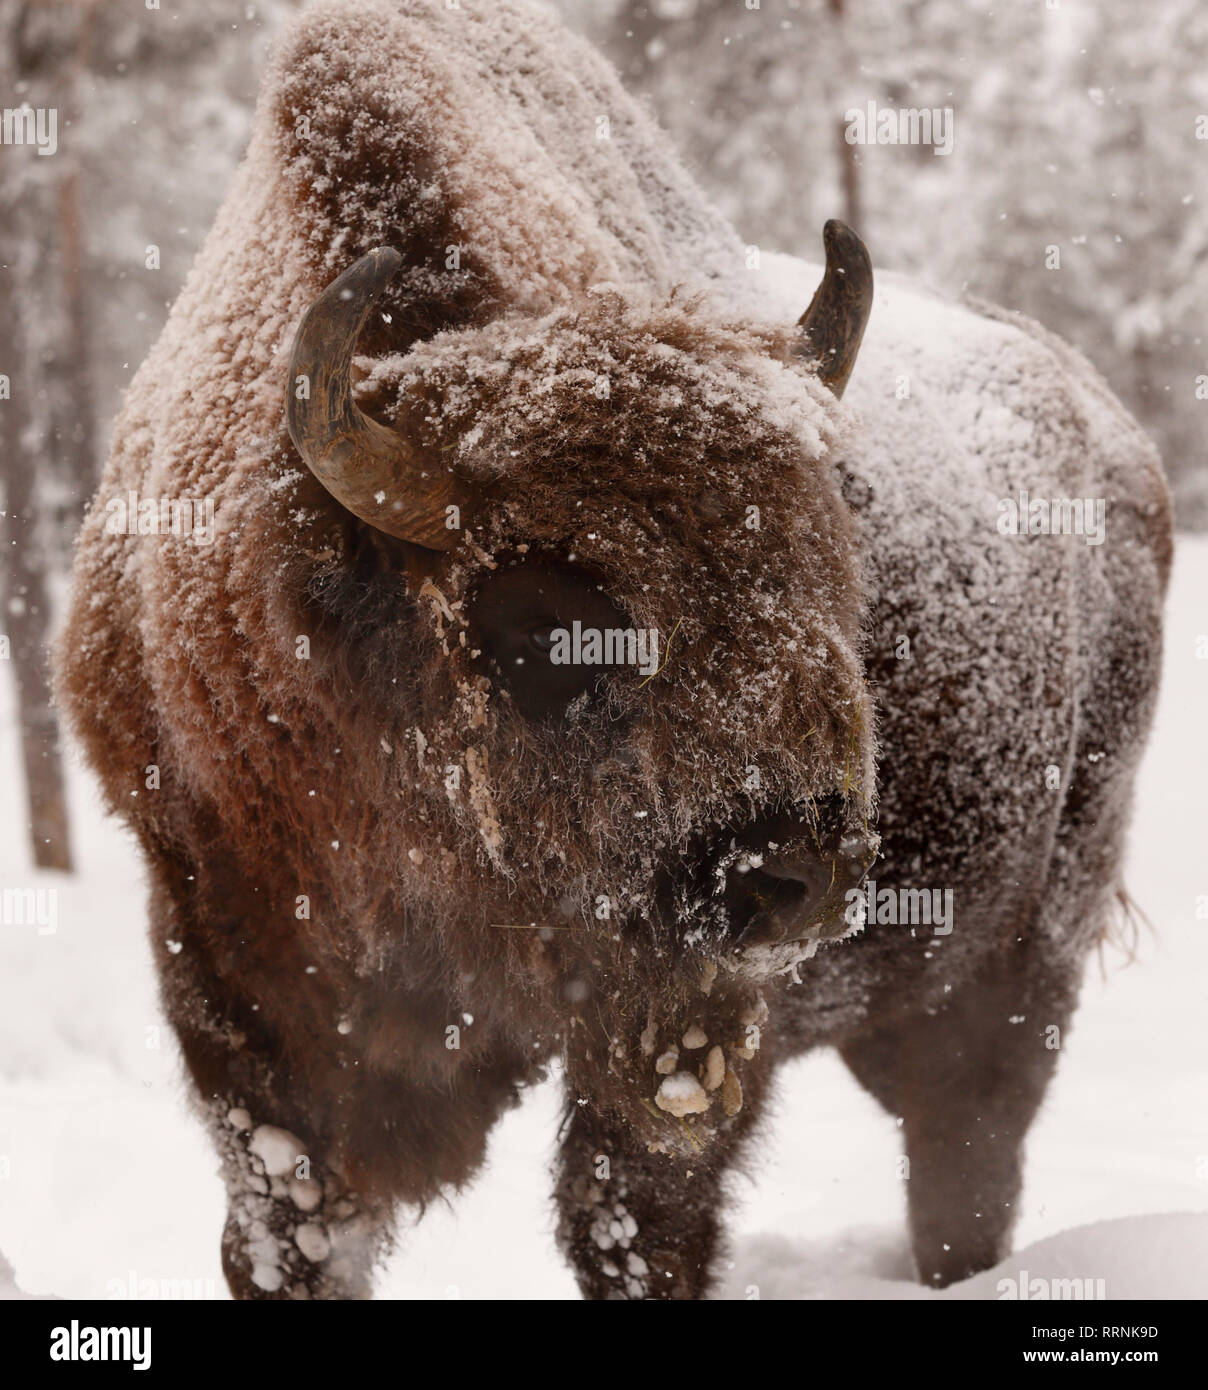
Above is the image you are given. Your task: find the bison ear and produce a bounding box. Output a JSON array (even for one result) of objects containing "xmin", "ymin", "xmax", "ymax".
[{"xmin": 795, "ymin": 220, "xmax": 873, "ymax": 399}]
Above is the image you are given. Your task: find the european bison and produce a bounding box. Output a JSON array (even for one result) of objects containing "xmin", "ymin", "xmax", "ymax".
[{"xmin": 55, "ymin": 0, "xmax": 1171, "ymax": 1299}]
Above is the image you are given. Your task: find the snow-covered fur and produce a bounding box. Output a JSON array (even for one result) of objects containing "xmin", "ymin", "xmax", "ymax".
[{"xmin": 55, "ymin": 0, "xmax": 1171, "ymax": 1300}]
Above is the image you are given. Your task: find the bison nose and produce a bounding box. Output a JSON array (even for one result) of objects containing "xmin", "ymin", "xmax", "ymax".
[
  {"xmin": 726, "ymin": 852, "xmax": 834, "ymax": 948},
  {"xmin": 722, "ymin": 822, "xmax": 873, "ymax": 949},
  {"xmin": 760, "ymin": 850, "xmax": 834, "ymax": 894}
]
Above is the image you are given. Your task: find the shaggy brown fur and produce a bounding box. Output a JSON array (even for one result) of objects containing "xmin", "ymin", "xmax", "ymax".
[{"xmin": 54, "ymin": 0, "xmax": 1171, "ymax": 1299}]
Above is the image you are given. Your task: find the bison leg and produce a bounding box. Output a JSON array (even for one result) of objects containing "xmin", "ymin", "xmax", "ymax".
[
  {"xmin": 203, "ymin": 1053, "xmax": 533, "ymax": 1299},
  {"xmin": 839, "ymin": 951, "xmax": 1082, "ymax": 1288},
  {"xmin": 147, "ymin": 875, "xmax": 395, "ymax": 1297},
  {"xmin": 553, "ymin": 1085, "xmax": 765, "ymax": 1300},
  {"xmin": 207, "ymin": 1098, "xmax": 391, "ymax": 1301},
  {"xmin": 182, "ymin": 1021, "xmax": 531, "ymax": 1300},
  {"xmin": 150, "ymin": 853, "xmax": 525, "ymax": 1299}
]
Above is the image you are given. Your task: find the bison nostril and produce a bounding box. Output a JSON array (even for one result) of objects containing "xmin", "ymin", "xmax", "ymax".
[
  {"xmin": 723, "ymin": 862, "xmax": 818, "ymax": 946},
  {"xmin": 675, "ymin": 805, "xmax": 876, "ymax": 948},
  {"xmin": 760, "ymin": 854, "xmax": 830, "ymax": 890}
]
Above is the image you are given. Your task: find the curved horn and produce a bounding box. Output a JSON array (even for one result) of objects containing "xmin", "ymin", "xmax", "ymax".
[
  {"xmin": 287, "ymin": 247, "xmax": 468, "ymax": 550},
  {"xmin": 795, "ymin": 220, "xmax": 873, "ymax": 399}
]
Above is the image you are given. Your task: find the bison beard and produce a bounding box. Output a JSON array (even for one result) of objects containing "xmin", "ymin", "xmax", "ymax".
[{"xmin": 54, "ymin": 0, "xmax": 1171, "ymax": 1300}]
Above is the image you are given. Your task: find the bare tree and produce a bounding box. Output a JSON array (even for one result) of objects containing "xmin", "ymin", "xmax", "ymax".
[
  {"xmin": 0, "ymin": 0, "xmax": 93, "ymax": 870},
  {"xmin": 0, "ymin": 419, "xmax": 74, "ymax": 872},
  {"xmin": 827, "ymin": 0, "xmax": 861, "ymax": 229}
]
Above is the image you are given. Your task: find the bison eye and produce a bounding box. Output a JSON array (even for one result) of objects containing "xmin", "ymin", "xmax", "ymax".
[
  {"xmin": 468, "ymin": 560, "xmax": 628, "ymax": 721},
  {"xmin": 526, "ymin": 624, "xmax": 559, "ymax": 658}
]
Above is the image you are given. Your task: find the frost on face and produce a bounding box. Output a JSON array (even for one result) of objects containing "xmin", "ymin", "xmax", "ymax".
[{"xmin": 463, "ymin": 744, "xmax": 503, "ymax": 862}]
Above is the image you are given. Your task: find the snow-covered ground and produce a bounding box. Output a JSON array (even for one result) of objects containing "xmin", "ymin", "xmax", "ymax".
[{"xmin": 2, "ymin": 540, "xmax": 1206, "ymax": 1301}]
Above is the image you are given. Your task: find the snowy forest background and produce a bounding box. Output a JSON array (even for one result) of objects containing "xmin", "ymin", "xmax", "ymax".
[{"xmin": 1, "ymin": 0, "xmax": 1207, "ymax": 1299}]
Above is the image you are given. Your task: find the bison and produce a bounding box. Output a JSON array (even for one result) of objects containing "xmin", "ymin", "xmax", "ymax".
[{"xmin": 55, "ymin": 0, "xmax": 1171, "ymax": 1299}]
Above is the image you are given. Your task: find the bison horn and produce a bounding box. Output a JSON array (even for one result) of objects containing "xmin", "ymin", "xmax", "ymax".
[
  {"xmin": 286, "ymin": 247, "xmax": 468, "ymax": 550},
  {"xmin": 796, "ymin": 220, "xmax": 873, "ymax": 399}
]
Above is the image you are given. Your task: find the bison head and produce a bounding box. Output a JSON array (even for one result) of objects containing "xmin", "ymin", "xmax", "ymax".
[{"xmin": 283, "ymin": 224, "xmax": 877, "ymax": 1149}]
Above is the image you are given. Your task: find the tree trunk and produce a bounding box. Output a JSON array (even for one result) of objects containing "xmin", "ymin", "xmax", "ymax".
[
  {"xmin": 828, "ymin": 0, "xmax": 862, "ymax": 231},
  {"xmin": 0, "ymin": 396, "xmax": 75, "ymax": 872},
  {"xmin": 0, "ymin": 0, "xmax": 90, "ymax": 871}
]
